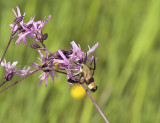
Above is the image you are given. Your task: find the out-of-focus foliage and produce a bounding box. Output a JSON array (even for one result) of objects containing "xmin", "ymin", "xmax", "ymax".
[{"xmin": 0, "ymin": 0, "xmax": 160, "ymax": 123}]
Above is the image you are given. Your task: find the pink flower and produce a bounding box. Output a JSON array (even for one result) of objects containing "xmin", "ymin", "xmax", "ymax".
[
  {"xmin": 1, "ymin": 59, "xmax": 30, "ymax": 81},
  {"xmin": 30, "ymin": 50, "xmax": 57, "ymax": 87},
  {"xmin": 53, "ymin": 41, "xmax": 99, "ymax": 79},
  {"xmin": 9, "ymin": 6, "xmax": 26, "ymax": 31},
  {"xmin": 9, "ymin": 6, "xmax": 51, "ymax": 46},
  {"xmin": 15, "ymin": 15, "xmax": 51, "ymax": 45},
  {"xmin": 54, "ymin": 41, "xmax": 99, "ymax": 66}
]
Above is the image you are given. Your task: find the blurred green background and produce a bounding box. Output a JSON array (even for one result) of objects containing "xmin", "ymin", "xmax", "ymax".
[{"xmin": 0, "ymin": 0, "xmax": 160, "ymax": 123}]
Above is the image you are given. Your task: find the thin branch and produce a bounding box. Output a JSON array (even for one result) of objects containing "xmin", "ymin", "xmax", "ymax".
[
  {"xmin": 0, "ymin": 80, "xmax": 7, "ymax": 87},
  {"xmin": 40, "ymin": 42, "xmax": 53, "ymax": 54},
  {"xmin": 41, "ymin": 42, "xmax": 47, "ymax": 49},
  {"xmin": 0, "ymin": 36, "xmax": 14, "ymax": 64},
  {"xmin": 0, "ymin": 24, "xmax": 16, "ymax": 64},
  {"xmin": 81, "ymin": 84, "xmax": 109, "ymax": 123},
  {"xmin": 0, "ymin": 70, "xmax": 40, "ymax": 94}
]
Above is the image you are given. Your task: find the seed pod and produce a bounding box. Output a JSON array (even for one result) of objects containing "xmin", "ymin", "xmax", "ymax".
[
  {"xmin": 30, "ymin": 43, "xmax": 41, "ymax": 49},
  {"xmin": 43, "ymin": 33, "xmax": 48, "ymax": 40}
]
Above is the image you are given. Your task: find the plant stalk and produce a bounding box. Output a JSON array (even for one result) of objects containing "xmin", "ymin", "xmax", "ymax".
[{"xmin": 81, "ymin": 84, "xmax": 109, "ymax": 123}]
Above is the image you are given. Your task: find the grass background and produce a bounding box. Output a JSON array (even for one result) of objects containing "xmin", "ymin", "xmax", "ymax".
[{"xmin": 0, "ymin": 0, "xmax": 160, "ymax": 123}]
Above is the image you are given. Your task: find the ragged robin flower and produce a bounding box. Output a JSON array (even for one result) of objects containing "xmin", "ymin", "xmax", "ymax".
[
  {"xmin": 30, "ymin": 50, "xmax": 58, "ymax": 87},
  {"xmin": 10, "ymin": 6, "xmax": 25, "ymax": 31},
  {"xmin": 10, "ymin": 6, "xmax": 51, "ymax": 46},
  {"xmin": 53, "ymin": 41, "xmax": 99, "ymax": 79},
  {"xmin": 0, "ymin": 59, "xmax": 30, "ymax": 81},
  {"xmin": 52, "ymin": 41, "xmax": 99, "ymax": 90},
  {"xmin": 21, "ymin": 15, "xmax": 51, "ymax": 42}
]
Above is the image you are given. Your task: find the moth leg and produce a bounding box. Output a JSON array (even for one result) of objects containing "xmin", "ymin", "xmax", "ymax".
[
  {"xmin": 84, "ymin": 52, "xmax": 88, "ymax": 64},
  {"xmin": 89, "ymin": 57, "xmax": 96, "ymax": 75},
  {"xmin": 89, "ymin": 57, "xmax": 96, "ymax": 69}
]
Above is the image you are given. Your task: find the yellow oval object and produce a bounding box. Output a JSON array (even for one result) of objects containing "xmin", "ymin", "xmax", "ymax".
[{"xmin": 71, "ymin": 85, "xmax": 86, "ymax": 99}]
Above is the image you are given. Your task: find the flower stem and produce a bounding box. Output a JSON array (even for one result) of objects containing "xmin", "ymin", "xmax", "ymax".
[
  {"xmin": 0, "ymin": 80, "xmax": 7, "ymax": 87},
  {"xmin": 40, "ymin": 42, "xmax": 53, "ymax": 54},
  {"xmin": 0, "ymin": 36, "xmax": 13, "ymax": 64},
  {"xmin": 81, "ymin": 84, "xmax": 109, "ymax": 123},
  {"xmin": 0, "ymin": 70, "xmax": 40, "ymax": 94},
  {"xmin": 0, "ymin": 24, "xmax": 16, "ymax": 64}
]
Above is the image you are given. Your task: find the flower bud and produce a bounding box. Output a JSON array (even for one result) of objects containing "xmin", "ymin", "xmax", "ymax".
[
  {"xmin": 43, "ymin": 33, "xmax": 48, "ymax": 40},
  {"xmin": 30, "ymin": 43, "xmax": 41, "ymax": 49},
  {"xmin": 14, "ymin": 16, "xmax": 24, "ymax": 24},
  {"xmin": 34, "ymin": 31, "xmax": 44, "ymax": 42},
  {"xmin": 5, "ymin": 72, "xmax": 14, "ymax": 81}
]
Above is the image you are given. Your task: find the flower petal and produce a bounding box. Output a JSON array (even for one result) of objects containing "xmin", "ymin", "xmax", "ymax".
[
  {"xmin": 16, "ymin": 6, "xmax": 21, "ymax": 17},
  {"xmin": 45, "ymin": 73, "xmax": 48, "ymax": 87},
  {"xmin": 23, "ymin": 36, "xmax": 27, "ymax": 46},
  {"xmin": 38, "ymin": 50, "xmax": 46, "ymax": 63},
  {"xmin": 16, "ymin": 31, "xmax": 32, "ymax": 45},
  {"xmin": 12, "ymin": 8, "xmax": 17, "ymax": 17},
  {"xmin": 38, "ymin": 73, "xmax": 45, "ymax": 86},
  {"xmin": 44, "ymin": 15, "xmax": 51, "ymax": 24},
  {"xmin": 53, "ymin": 59, "xmax": 65, "ymax": 64},
  {"xmin": 10, "ymin": 61, "xmax": 18, "ymax": 69},
  {"xmin": 58, "ymin": 50, "xmax": 70, "ymax": 65},
  {"xmin": 16, "ymin": 67, "xmax": 30, "ymax": 76},
  {"xmin": 31, "ymin": 63, "xmax": 39, "ymax": 69},
  {"xmin": 49, "ymin": 71, "xmax": 54, "ymax": 83},
  {"xmin": 87, "ymin": 42, "xmax": 99, "ymax": 55}
]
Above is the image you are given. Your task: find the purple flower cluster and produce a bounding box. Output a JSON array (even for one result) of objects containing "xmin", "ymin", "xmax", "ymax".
[
  {"xmin": 0, "ymin": 6, "xmax": 99, "ymax": 88},
  {"xmin": 0, "ymin": 7, "xmax": 110, "ymax": 123},
  {"xmin": 30, "ymin": 50, "xmax": 58, "ymax": 87},
  {"xmin": 53, "ymin": 41, "xmax": 99, "ymax": 78},
  {"xmin": 28, "ymin": 41, "xmax": 99, "ymax": 87},
  {"xmin": 10, "ymin": 6, "xmax": 51, "ymax": 46}
]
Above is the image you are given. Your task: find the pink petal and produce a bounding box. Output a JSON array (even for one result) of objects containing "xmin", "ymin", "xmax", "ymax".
[
  {"xmin": 58, "ymin": 50, "xmax": 70, "ymax": 65},
  {"xmin": 87, "ymin": 42, "xmax": 99, "ymax": 55},
  {"xmin": 52, "ymin": 71, "xmax": 58, "ymax": 77},
  {"xmin": 49, "ymin": 71, "xmax": 54, "ymax": 83},
  {"xmin": 12, "ymin": 8, "xmax": 17, "ymax": 17},
  {"xmin": 23, "ymin": 37, "xmax": 27, "ymax": 46},
  {"xmin": 70, "ymin": 41, "xmax": 79, "ymax": 52},
  {"xmin": 37, "ymin": 57, "xmax": 42, "ymax": 62},
  {"xmin": 53, "ymin": 59, "xmax": 65, "ymax": 63},
  {"xmin": 16, "ymin": 6, "xmax": 21, "ymax": 17},
  {"xmin": 31, "ymin": 63, "xmax": 39, "ymax": 69},
  {"xmin": 9, "ymin": 24, "xmax": 14, "ymax": 27},
  {"xmin": 15, "ymin": 31, "xmax": 32, "ymax": 45},
  {"xmin": 23, "ymin": 12, "xmax": 26, "ymax": 17},
  {"xmin": 38, "ymin": 73, "xmax": 45, "ymax": 86},
  {"xmin": 43, "ymin": 15, "xmax": 51, "ymax": 27},
  {"xmin": 38, "ymin": 50, "xmax": 45, "ymax": 63},
  {"xmin": 29, "ymin": 70, "xmax": 35, "ymax": 74},
  {"xmin": 45, "ymin": 73, "xmax": 48, "ymax": 87}
]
